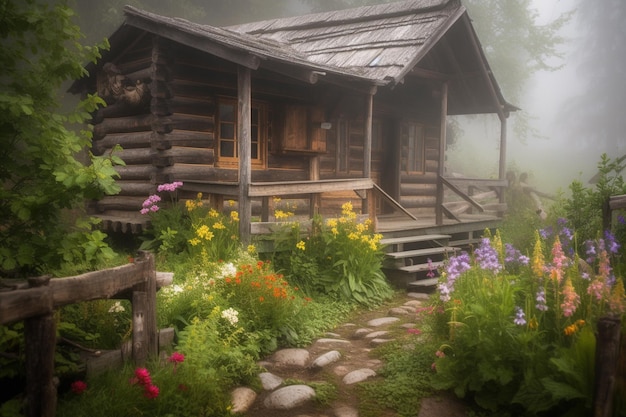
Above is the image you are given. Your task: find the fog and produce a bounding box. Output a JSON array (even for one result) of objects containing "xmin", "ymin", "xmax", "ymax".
[{"xmin": 73, "ymin": 0, "xmax": 626, "ymax": 195}]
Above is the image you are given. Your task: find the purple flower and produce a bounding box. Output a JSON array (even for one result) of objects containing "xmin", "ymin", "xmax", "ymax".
[
  {"xmin": 535, "ymin": 287, "xmax": 548, "ymax": 311},
  {"xmin": 504, "ymin": 243, "xmax": 530, "ymax": 266},
  {"xmin": 157, "ymin": 181, "xmax": 184, "ymax": 192},
  {"xmin": 604, "ymin": 230, "xmax": 620, "ymax": 254},
  {"xmin": 438, "ymin": 252, "xmax": 471, "ymax": 302},
  {"xmin": 513, "ymin": 307, "xmax": 526, "ymax": 326},
  {"xmin": 539, "ymin": 227, "xmax": 553, "ymax": 240},
  {"xmin": 585, "ymin": 240, "xmax": 597, "ymax": 263},
  {"xmin": 474, "ymin": 238, "xmax": 502, "ymax": 273},
  {"xmin": 618, "ymin": 215, "xmax": 625, "ymax": 225},
  {"xmin": 426, "ymin": 258, "xmax": 437, "ymax": 278}
]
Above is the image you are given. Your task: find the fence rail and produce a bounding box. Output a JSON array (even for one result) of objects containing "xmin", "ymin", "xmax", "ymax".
[{"xmin": 0, "ymin": 251, "xmax": 170, "ymax": 417}]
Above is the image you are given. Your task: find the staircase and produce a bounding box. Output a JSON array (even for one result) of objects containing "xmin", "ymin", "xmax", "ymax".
[{"xmin": 381, "ymin": 234, "xmax": 458, "ymax": 292}]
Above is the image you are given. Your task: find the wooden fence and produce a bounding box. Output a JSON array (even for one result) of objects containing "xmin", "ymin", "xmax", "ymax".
[{"xmin": 0, "ymin": 252, "xmax": 171, "ymax": 417}]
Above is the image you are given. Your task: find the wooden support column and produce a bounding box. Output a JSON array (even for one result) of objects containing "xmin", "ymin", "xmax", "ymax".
[
  {"xmin": 309, "ymin": 156, "xmax": 320, "ymax": 218},
  {"xmin": 436, "ymin": 82, "xmax": 448, "ymax": 225},
  {"xmin": 362, "ymin": 92, "xmax": 373, "ymax": 214},
  {"xmin": 238, "ymin": 66, "xmax": 252, "ymax": 244},
  {"xmin": 498, "ymin": 116, "xmax": 508, "ymax": 205}
]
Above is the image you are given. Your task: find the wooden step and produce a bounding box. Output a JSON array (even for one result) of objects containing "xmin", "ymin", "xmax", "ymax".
[
  {"xmin": 380, "ymin": 234, "xmax": 451, "ymax": 247},
  {"xmin": 386, "ymin": 246, "xmax": 458, "ymax": 260},
  {"xmin": 396, "ymin": 261, "xmax": 444, "ymax": 273}
]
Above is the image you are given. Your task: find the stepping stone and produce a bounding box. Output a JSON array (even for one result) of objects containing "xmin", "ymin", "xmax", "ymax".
[
  {"xmin": 342, "ymin": 368, "xmax": 377, "ymax": 384},
  {"xmin": 367, "ymin": 317, "xmax": 399, "ymax": 327},
  {"xmin": 407, "ymin": 292, "xmax": 430, "ymax": 300},
  {"xmin": 365, "ymin": 330, "xmax": 389, "ymax": 339},
  {"xmin": 404, "ymin": 299, "xmax": 424, "ymax": 307},
  {"xmin": 326, "ymin": 332, "xmax": 341, "ymax": 338},
  {"xmin": 335, "ymin": 405, "xmax": 359, "ymax": 417},
  {"xmin": 315, "ymin": 338, "xmax": 351, "ymax": 345},
  {"xmin": 263, "ymin": 385, "xmax": 316, "ymax": 410},
  {"xmin": 388, "ymin": 307, "xmax": 410, "ymax": 316},
  {"xmin": 272, "ymin": 348, "xmax": 310, "ymax": 367},
  {"xmin": 310, "ymin": 350, "xmax": 341, "ymax": 369},
  {"xmin": 259, "ymin": 372, "xmax": 283, "ymax": 391},
  {"xmin": 230, "ymin": 387, "xmax": 257, "ymax": 413},
  {"xmin": 371, "ymin": 338, "xmax": 393, "ymax": 346},
  {"xmin": 399, "ymin": 305, "xmax": 418, "ymax": 313},
  {"xmin": 353, "ymin": 328, "xmax": 373, "ymax": 338}
]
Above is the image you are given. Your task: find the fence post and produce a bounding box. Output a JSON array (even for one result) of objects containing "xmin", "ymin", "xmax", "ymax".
[
  {"xmin": 24, "ymin": 276, "xmax": 56, "ymax": 417},
  {"xmin": 593, "ymin": 316, "xmax": 621, "ymax": 417},
  {"xmin": 131, "ymin": 252, "xmax": 157, "ymax": 365}
]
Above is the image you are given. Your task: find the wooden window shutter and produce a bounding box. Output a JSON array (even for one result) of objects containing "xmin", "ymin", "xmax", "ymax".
[{"xmin": 275, "ymin": 104, "xmax": 326, "ymax": 154}]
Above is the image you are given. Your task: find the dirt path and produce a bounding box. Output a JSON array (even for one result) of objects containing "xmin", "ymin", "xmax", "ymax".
[{"xmin": 240, "ymin": 292, "xmax": 469, "ymax": 417}]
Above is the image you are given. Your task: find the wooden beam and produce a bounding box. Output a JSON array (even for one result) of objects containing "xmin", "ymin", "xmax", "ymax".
[
  {"xmin": 248, "ymin": 178, "xmax": 373, "ymax": 197},
  {"xmin": 363, "ymin": 92, "xmax": 373, "ymax": 214},
  {"xmin": 238, "ymin": 66, "xmax": 252, "ymax": 244},
  {"xmin": 498, "ymin": 116, "xmax": 507, "ymax": 205},
  {"xmin": 436, "ymin": 82, "xmax": 448, "ymax": 225}
]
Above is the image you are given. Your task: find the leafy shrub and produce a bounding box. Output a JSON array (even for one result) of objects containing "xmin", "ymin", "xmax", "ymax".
[
  {"xmin": 429, "ymin": 229, "xmax": 625, "ymax": 415},
  {"xmin": 270, "ymin": 201, "xmax": 393, "ymax": 306}
]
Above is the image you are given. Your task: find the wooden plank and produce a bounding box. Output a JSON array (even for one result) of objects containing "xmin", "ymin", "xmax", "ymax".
[
  {"xmin": 386, "ymin": 246, "xmax": 458, "ymax": 259},
  {"xmin": 132, "ymin": 290, "xmax": 148, "ymax": 365},
  {"xmin": 238, "ymin": 65, "xmax": 252, "ymax": 245},
  {"xmin": 0, "ymin": 287, "xmax": 53, "ymax": 325},
  {"xmin": 373, "ymin": 183, "xmax": 418, "ymax": 221},
  {"xmin": 441, "ymin": 177, "xmax": 484, "ymax": 212},
  {"xmin": 380, "ymin": 234, "xmax": 450, "ymax": 246},
  {"xmin": 24, "ymin": 313, "xmax": 57, "ymax": 417},
  {"xmin": 248, "ymin": 178, "xmax": 373, "ymax": 197},
  {"xmin": 399, "ymin": 262, "xmax": 444, "ymax": 273}
]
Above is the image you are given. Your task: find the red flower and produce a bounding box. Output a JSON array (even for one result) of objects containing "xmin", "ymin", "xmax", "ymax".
[
  {"xmin": 168, "ymin": 352, "xmax": 185, "ymax": 364},
  {"xmin": 71, "ymin": 380, "xmax": 87, "ymax": 395},
  {"xmin": 407, "ymin": 328, "xmax": 422, "ymax": 335},
  {"xmin": 143, "ymin": 384, "xmax": 160, "ymax": 399},
  {"xmin": 134, "ymin": 368, "xmax": 152, "ymax": 386}
]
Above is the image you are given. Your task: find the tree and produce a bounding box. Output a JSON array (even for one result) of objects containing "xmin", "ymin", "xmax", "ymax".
[
  {"xmin": 562, "ymin": 0, "xmax": 626, "ymax": 153},
  {"xmin": 0, "ymin": 0, "xmax": 122, "ymax": 276}
]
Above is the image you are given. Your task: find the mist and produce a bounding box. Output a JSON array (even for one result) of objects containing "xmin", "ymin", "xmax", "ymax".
[{"xmin": 72, "ymin": 0, "xmax": 626, "ymax": 195}]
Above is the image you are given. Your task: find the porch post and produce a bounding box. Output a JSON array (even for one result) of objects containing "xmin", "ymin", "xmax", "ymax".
[
  {"xmin": 363, "ymin": 91, "xmax": 373, "ymax": 216},
  {"xmin": 238, "ymin": 66, "xmax": 252, "ymax": 244},
  {"xmin": 498, "ymin": 115, "xmax": 508, "ymax": 205},
  {"xmin": 436, "ymin": 82, "xmax": 448, "ymax": 225}
]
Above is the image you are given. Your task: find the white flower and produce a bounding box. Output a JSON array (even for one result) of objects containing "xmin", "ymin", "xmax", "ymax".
[
  {"xmin": 221, "ymin": 308, "xmax": 239, "ymax": 325},
  {"xmin": 218, "ymin": 263, "xmax": 237, "ymax": 279},
  {"xmin": 172, "ymin": 284, "xmax": 184, "ymax": 294},
  {"xmin": 108, "ymin": 301, "xmax": 125, "ymax": 313}
]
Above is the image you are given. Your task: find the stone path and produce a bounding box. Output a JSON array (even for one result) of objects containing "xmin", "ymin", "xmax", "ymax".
[{"xmin": 230, "ymin": 292, "xmax": 468, "ymax": 417}]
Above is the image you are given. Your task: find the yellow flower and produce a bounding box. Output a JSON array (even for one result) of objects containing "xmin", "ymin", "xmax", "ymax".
[
  {"xmin": 532, "ymin": 232, "xmax": 545, "ymax": 278},
  {"xmin": 230, "ymin": 211, "xmax": 239, "ymax": 221},
  {"xmin": 296, "ymin": 240, "xmax": 306, "ymax": 251},
  {"xmin": 247, "ymin": 244, "xmax": 256, "ymax": 254},
  {"xmin": 186, "ymin": 200, "xmax": 196, "ymax": 211},
  {"xmin": 356, "ymin": 223, "xmax": 366, "ymax": 233},
  {"xmin": 189, "ymin": 238, "xmax": 200, "ymax": 246},
  {"xmin": 274, "ymin": 210, "xmax": 289, "ymax": 219},
  {"xmin": 213, "ymin": 221, "xmax": 226, "ymax": 230},
  {"xmin": 348, "ymin": 232, "xmax": 359, "ymax": 240},
  {"xmin": 341, "ymin": 201, "xmax": 353, "ymax": 215},
  {"xmin": 228, "ymin": 200, "xmax": 235, "ymax": 207},
  {"xmin": 273, "ymin": 196, "xmax": 282, "ymax": 203},
  {"xmin": 197, "ymin": 192, "xmax": 203, "ymax": 199},
  {"xmin": 196, "ymin": 225, "xmax": 214, "ymax": 241},
  {"xmin": 528, "ymin": 317, "xmax": 538, "ymax": 330},
  {"xmin": 209, "ymin": 209, "xmax": 219, "ymax": 218},
  {"xmin": 326, "ymin": 218, "xmax": 338, "ymax": 228},
  {"xmin": 564, "ymin": 324, "xmax": 577, "ymax": 336},
  {"xmin": 331, "ymin": 227, "xmax": 339, "ymax": 236}
]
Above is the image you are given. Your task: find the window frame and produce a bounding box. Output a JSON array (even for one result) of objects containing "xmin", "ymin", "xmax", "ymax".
[{"xmin": 216, "ymin": 97, "xmax": 268, "ymax": 168}]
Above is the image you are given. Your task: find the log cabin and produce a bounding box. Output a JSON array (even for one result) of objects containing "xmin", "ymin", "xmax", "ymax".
[{"xmin": 70, "ymin": 0, "xmax": 516, "ymax": 287}]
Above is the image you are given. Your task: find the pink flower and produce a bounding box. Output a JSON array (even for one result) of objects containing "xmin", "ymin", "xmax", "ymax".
[
  {"xmin": 550, "ymin": 237, "xmax": 567, "ymax": 284},
  {"xmin": 407, "ymin": 328, "xmax": 422, "ymax": 335},
  {"xmin": 134, "ymin": 368, "xmax": 152, "ymax": 386},
  {"xmin": 71, "ymin": 380, "xmax": 87, "ymax": 395},
  {"xmin": 168, "ymin": 352, "xmax": 185, "ymax": 364},
  {"xmin": 561, "ymin": 278, "xmax": 580, "ymax": 317},
  {"xmin": 435, "ymin": 350, "xmax": 446, "ymax": 358},
  {"xmin": 143, "ymin": 384, "xmax": 159, "ymax": 399}
]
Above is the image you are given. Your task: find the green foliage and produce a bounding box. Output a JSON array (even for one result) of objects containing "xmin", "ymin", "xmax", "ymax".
[
  {"xmin": 429, "ymin": 231, "xmax": 625, "ymax": 415},
  {"xmin": 0, "ymin": 0, "xmax": 121, "ymax": 277},
  {"xmin": 269, "ymin": 202, "xmax": 393, "ymax": 307}
]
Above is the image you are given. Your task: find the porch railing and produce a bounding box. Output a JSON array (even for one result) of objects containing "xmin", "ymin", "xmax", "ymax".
[{"xmin": 436, "ymin": 176, "xmax": 508, "ymax": 225}]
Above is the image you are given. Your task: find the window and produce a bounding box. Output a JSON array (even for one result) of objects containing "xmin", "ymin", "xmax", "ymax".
[
  {"xmin": 400, "ymin": 122, "xmax": 425, "ymax": 174},
  {"xmin": 217, "ymin": 98, "xmax": 266, "ymax": 166}
]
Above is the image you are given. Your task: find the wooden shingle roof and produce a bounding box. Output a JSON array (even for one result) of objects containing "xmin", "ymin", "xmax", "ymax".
[{"xmin": 228, "ymin": 0, "xmax": 462, "ymax": 84}]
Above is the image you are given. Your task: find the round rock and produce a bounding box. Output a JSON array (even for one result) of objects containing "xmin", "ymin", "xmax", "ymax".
[
  {"xmin": 272, "ymin": 348, "xmax": 310, "ymax": 367},
  {"xmin": 367, "ymin": 317, "xmax": 399, "ymax": 327},
  {"xmin": 263, "ymin": 385, "xmax": 316, "ymax": 409},
  {"xmin": 259, "ymin": 372, "xmax": 283, "ymax": 391},
  {"xmin": 342, "ymin": 368, "xmax": 377, "ymax": 384},
  {"xmin": 365, "ymin": 330, "xmax": 389, "ymax": 339},
  {"xmin": 388, "ymin": 307, "xmax": 410, "ymax": 316},
  {"xmin": 334, "ymin": 405, "xmax": 359, "ymax": 417},
  {"xmin": 230, "ymin": 387, "xmax": 257, "ymax": 413},
  {"xmin": 353, "ymin": 328, "xmax": 373, "ymax": 338},
  {"xmin": 310, "ymin": 350, "xmax": 341, "ymax": 369}
]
